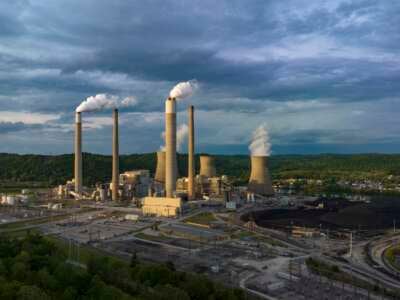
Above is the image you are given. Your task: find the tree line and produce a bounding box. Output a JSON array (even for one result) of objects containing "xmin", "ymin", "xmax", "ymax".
[
  {"xmin": 0, "ymin": 233, "xmax": 244, "ymax": 299},
  {"xmin": 0, "ymin": 152, "xmax": 399, "ymax": 187}
]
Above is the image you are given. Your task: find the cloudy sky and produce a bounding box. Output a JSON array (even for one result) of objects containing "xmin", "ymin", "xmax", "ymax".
[{"xmin": 0, "ymin": 0, "xmax": 399, "ymax": 155}]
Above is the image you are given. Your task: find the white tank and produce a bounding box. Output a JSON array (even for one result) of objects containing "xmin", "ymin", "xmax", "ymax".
[{"xmin": 6, "ymin": 196, "xmax": 16, "ymax": 205}]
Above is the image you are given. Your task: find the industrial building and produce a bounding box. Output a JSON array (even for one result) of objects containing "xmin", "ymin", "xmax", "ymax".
[
  {"xmin": 176, "ymin": 154, "xmax": 232, "ymax": 200},
  {"xmin": 142, "ymin": 197, "xmax": 182, "ymax": 217}
]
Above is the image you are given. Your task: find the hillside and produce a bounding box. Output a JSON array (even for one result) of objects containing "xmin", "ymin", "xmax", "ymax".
[{"xmin": 0, "ymin": 153, "xmax": 399, "ymax": 187}]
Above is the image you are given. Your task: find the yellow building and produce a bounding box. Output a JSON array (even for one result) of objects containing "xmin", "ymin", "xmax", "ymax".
[{"xmin": 142, "ymin": 197, "xmax": 181, "ymax": 217}]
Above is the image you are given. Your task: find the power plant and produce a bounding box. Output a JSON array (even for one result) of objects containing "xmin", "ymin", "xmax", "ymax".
[
  {"xmin": 74, "ymin": 112, "xmax": 82, "ymax": 196},
  {"xmin": 66, "ymin": 85, "xmax": 275, "ymax": 209},
  {"xmin": 111, "ymin": 108, "xmax": 119, "ymax": 201},
  {"xmin": 248, "ymin": 155, "xmax": 274, "ymax": 196}
]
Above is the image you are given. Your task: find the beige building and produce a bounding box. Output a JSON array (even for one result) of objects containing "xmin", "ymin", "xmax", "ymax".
[
  {"xmin": 142, "ymin": 197, "xmax": 182, "ymax": 217},
  {"xmin": 177, "ymin": 175, "xmax": 230, "ymax": 198}
]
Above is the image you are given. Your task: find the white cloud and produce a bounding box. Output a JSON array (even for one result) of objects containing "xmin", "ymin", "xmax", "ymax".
[{"xmin": 0, "ymin": 111, "xmax": 59, "ymax": 124}]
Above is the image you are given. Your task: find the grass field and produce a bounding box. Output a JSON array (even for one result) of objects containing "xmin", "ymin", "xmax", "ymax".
[
  {"xmin": 0, "ymin": 208, "xmax": 96, "ymax": 231},
  {"xmin": 44, "ymin": 235, "xmax": 126, "ymax": 265},
  {"xmin": 183, "ymin": 212, "xmax": 217, "ymax": 226},
  {"xmin": 384, "ymin": 245, "xmax": 400, "ymax": 271}
]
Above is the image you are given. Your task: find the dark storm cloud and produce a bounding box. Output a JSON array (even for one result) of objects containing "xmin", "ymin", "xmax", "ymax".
[
  {"xmin": 0, "ymin": 122, "xmax": 42, "ymax": 133},
  {"xmin": 0, "ymin": 0, "xmax": 399, "ymax": 153}
]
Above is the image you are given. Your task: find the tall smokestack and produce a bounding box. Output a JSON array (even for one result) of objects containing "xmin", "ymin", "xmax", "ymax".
[
  {"xmin": 155, "ymin": 151, "xmax": 166, "ymax": 183},
  {"xmin": 188, "ymin": 105, "xmax": 195, "ymax": 199},
  {"xmin": 165, "ymin": 97, "xmax": 177, "ymax": 197},
  {"xmin": 200, "ymin": 155, "xmax": 216, "ymax": 178},
  {"xmin": 112, "ymin": 109, "xmax": 119, "ymax": 201},
  {"xmin": 74, "ymin": 112, "xmax": 82, "ymax": 195},
  {"xmin": 248, "ymin": 156, "xmax": 274, "ymax": 196}
]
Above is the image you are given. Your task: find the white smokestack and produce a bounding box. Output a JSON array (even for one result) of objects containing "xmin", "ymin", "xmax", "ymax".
[
  {"xmin": 249, "ymin": 124, "xmax": 271, "ymax": 157},
  {"xmin": 169, "ymin": 80, "xmax": 198, "ymax": 100},
  {"xmin": 160, "ymin": 124, "xmax": 188, "ymax": 152},
  {"xmin": 76, "ymin": 94, "xmax": 137, "ymax": 112}
]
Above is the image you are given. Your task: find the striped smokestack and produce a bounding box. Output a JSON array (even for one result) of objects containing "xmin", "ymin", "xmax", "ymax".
[
  {"xmin": 165, "ymin": 97, "xmax": 177, "ymax": 197},
  {"xmin": 188, "ymin": 105, "xmax": 195, "ymax": 199},
  {"xmin": 112, "ymin": 109, "xmax": 119, "ymax": 201},
  {"xmin": 74, "ymin": 112, "xmax": 82, "ymax": 195},
  {"xmin": 248, "ymin": 156, "xmax": 274, "ymax": 196}
]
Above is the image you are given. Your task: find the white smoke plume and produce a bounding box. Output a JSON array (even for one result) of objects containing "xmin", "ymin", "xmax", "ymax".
[
  {"xmin": 249, "ymin": 124, "xmax": 271, "ymax": 156},
  {"xmin": 120, "ymin": 96, "xmax": 138, "ymax": 107},
  {"xmin": 159, "ymin": 124, "xmax": 188, "ymax": 152},
  {"xmin": 176, "ymin": 124, "xmax": 188, "ymax": 151},
  {"xmin": 76, "ymin": 94, "xmax": 137, "ymax": 112},
  {"xmin": 169, "ymin": 80, "xmax": 198, "ymax": 100},
  {"xmin": 159, "ymin": 131, "xmax": 166, "ymax": 152}
]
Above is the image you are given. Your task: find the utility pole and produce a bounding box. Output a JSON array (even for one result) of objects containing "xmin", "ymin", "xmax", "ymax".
[
  {"xmin": 394, "ymin": 219, "xmax": 396, "ymax": 234},
  {"xmin": 349, "ymin": 231, "xmax": 353, "ymax": 258}
]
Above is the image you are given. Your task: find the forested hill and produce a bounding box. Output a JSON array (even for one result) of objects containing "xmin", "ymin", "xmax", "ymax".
[{"xmin": 0, "ymin": 153, "xmax": 399, "ymax": 187}]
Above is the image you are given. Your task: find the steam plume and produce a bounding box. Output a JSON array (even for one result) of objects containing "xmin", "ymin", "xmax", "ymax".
[
  {"xmin": 76, "ymin": 94, "xmax": 137, "ymax": 112},
  {"xmin": 169, "ymin": 80, "xmax": 198, "ymax": 100},
  {"xmin": 249, "ymin": 124, "xmax": 271, "ymax": 156},
  {"xmin": 176, "ymin": 124, "xmax": 188, "ymax": 151},
  {"xmin": 160, "ymin": 124, "xmax": 188, "ymax": 151}
]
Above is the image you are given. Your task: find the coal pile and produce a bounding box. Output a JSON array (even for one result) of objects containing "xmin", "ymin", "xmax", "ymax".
[{"xmin": 245, "ymin": 196, "xmax": 400, "ymax": 230}]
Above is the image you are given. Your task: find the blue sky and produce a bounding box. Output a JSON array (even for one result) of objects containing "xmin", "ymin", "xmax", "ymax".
[{"xmin": 0, "ymin": 0, "xmax": 399, "ymax": 155}]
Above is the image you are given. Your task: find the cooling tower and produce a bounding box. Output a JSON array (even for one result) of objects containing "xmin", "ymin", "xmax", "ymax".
[
  {"xmin": 112, "ymin": 109, "xmax": 119, "ymax": 201},
  {"xmin": 200, "ymin": 155, "xmax": 217, "ymax": 178},
  {"xmin": 155, "ymin": 151, "xmax": 166, "ymax": 183},
  {"xmin": 74, "ymin": 112, "xmax": 82, "ymax": 195},
  {"xmin": 188, "ymin": 105, "xmax": 195, "ymax": 199},
  {"xmin": 165, "ymin": 97, "xmax": 177, "ymax": 198},
  {"xmin": 248, "ymin": 156, "xmax": 274, "ymax": 196}
]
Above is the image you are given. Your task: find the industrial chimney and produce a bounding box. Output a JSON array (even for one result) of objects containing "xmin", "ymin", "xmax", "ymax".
[
  {"xmin": 248, "ymin": 156, "xmax": 274, "ymax": 196},
  {"xmin": 188, "ymin": 105, "xmax": 195, "ymax": 199},
  {"xmin": 200, "ymin": 155, "xmax": 217, "ymax": 178},
  {"xmin": 165, "ymin": 97, "xmax": 177, "ymax": 198},
  {"xmin": 74, "ymin": 112, "xmax": 82, "ymax": 195},
  {"xmin": 154, "ymin": 151, "xmax": 166, "ymax": 183},
  {"xmin": 112, "ymin": 109, "xmax": 119, "ymax": 201}
]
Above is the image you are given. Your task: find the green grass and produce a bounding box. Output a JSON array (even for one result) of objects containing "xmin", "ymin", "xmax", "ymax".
[
  {"xmin": 183, "ymin": 212, "xmax": 217, "ymax": 226},
  {"xmin": 254, "ymin": 235, "xmax": 287, "ymax": 248},
  {"xmin": 44, "ymin": 235, "xmax": 125, "ymax": 265},
  {"xmin": 135, "ymin": 232, "xmax": 170, "ymax": 242},
  {"xmin": 1, "ymin": 227, "xmax": 41, "ymax": 238},
  {"xmin": 306, "ymin": 257, "xmax": 400, "ymax": 298},
  {"xmin": 230, "ymin": 230, "xmax": 256, "ymax": 239},
  {"xmin": 0, "ymin": 208, "xmax": 96, "ymax": 231},
  {"xmin": 384, "ymin": 245, "xmax": 400, "ymax": 271}
]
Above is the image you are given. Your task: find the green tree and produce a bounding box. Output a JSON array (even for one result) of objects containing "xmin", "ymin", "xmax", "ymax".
[
  {"xmin": 11, "ymin": 262, "xmax": 29, "ymax": 282},
  {"xmin": 17, "ymin": 285, "xmax": 50, "ymax": 300},
  {"xmin": 62, "ymin": 287, "xmax": 78, "ymax": 300}
]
